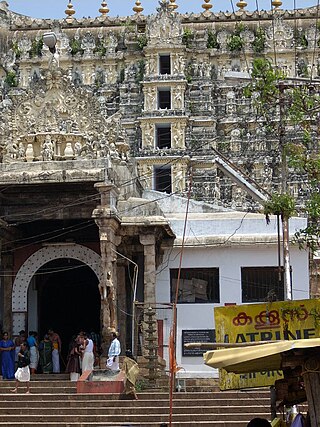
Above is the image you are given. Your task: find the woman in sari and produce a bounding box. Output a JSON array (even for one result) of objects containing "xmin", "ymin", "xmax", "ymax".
[
  {"xmin": 66, "ymin": 335, "xmax": 82, "ymax": 381},
  {"xmin": 38, "ymin": 335, "xmax": 53, "ymax": 374},
  {"xmin": 122, "ymin": 350, "xmax": 139, "ymax": 400},
  {"xmin": 0, "ymin": 332, "xmax": 15, "ymax": 380}
]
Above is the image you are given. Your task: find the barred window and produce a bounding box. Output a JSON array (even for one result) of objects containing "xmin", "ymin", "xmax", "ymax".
[
  {"xmin": 154, "ymin": 165, "xmax": 171, "ymax": 193},
  {"xmin": 159, "ymin": 55, "xmax": 171, "ymax": 75},
  {"xmin": 170, "ymin": 268, "xmax": 220, "ymax": 303},
  {"xmin": 241, "ymin": 266, "xmax": 284, "ymax": 302}
]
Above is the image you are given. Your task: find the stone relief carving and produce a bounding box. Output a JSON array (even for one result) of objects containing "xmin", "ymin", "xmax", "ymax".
[
  {"xmin": 138, "ymin": 163, "xmax": 153, "ymax": 189},
  {"xmin": 0, "ymin": 66, "xmax": 127, "ymax": 164},
  {"xmin": 144, "ymin": 86, "xmax": 156, "ymax": 110},
  {"xmin": 142, "ymin": 122, "xmax": 154, "ymax": 149},
  {"xmin": 266, "ymin": 17, "xmax": 294, "ymax": 49},
  {"xmin": 81, "ymin": 32, "xmax": 96, "ymax": 57},
  {"xmin": 17, "ymin": 35, "xmax": 32, "ymax": 60},
  {"xmin": 146, "ymin": 1, "xmax": 183, "ymax": 47},
  {"xmin": 216, "ymin": 31, "xmax": 229, "ymax": 50},
  {"xmin": 306, "ymin": 26, "xmax": 317, "ymax": 49},
  {"xmin": 172, "ymin": 87, "xmax": 183, "ymax": 110},
  {"xmin": 172, "ymin": 164, "xmax": 186, "ymax": 193},
  {"xmin": 172, "ymin": 53, "xmax": 185, "ymax": 75},
  {"xmin": 172, "ymin": 122, "xmax": 185, "ymax": 149}
]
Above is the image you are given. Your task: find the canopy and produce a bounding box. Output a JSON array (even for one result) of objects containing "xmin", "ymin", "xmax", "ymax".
[{"xmin": 203, "ymin": 338, "xmax": 320, "ymax": 374}]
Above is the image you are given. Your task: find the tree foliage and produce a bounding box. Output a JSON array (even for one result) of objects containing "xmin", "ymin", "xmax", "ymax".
[{"xmin": 245, "ymin": 57, "xmax": 320, "ymax": 252}]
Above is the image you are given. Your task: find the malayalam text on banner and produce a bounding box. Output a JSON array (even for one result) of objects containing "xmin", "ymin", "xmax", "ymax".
[{"xmin": 214, "ymin": 299, "xmax": 320, "ymax": 390}]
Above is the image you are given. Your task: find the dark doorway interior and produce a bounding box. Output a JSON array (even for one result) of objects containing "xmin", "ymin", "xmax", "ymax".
[{"xmin": 36, "ymin": 258, "xmax": 100, "ymax": 363}]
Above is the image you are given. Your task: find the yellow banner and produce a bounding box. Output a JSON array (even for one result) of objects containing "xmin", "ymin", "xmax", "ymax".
[{"xmin": 214, "ymin": 299, "xmax": 320, "ymax": 389}]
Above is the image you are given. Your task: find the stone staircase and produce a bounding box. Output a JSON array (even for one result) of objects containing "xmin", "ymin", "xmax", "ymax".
[{"xmin": 0, "ymin": 374, "xmax": 272, "ymax": 426}]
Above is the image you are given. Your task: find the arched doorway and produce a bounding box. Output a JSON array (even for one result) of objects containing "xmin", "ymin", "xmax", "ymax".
[
  {"xmin": 35, "ymin": 258, "xmax": 100, "ymax": 362},
  {"xmin": 12, "ymin": 244, "xmax": 102, "ymax": 355}
]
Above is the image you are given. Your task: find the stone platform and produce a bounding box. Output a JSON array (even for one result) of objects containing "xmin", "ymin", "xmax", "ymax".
[{"xmin": 76, "ymin": 369, "xmax": 125, "ymax": 394}]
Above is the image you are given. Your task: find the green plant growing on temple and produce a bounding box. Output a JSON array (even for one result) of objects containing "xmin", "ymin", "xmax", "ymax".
[
  {"xmin": 135, "ymin": 59, "xmax": 145, "ymax": 83},
  {"xmin": 252, "ymin": 27, "xmax": 266, "ymax": 53},
  {"xmin": 93, "ymin": 38, "xmax": 107, "ymax": 57},
  {"xmin": 69, "ymin": 38, "xmax": 84, "ymax": 56},
  {"xmin": 12, "ymin": 41, "xmax": 21, "ymax": 59},
  {"xmin": 182, "ymin": 28, "xmax": 194, "ymax": 48},
  {"xmin": 136, "ymin": 34, "xmax": 147, "ymax": 50},
  {"xmin": 29, "ymin": 38, "xmax": 43, "ymax": 58},
  {"xmin": 4, "ymin": 70, "xmax": 18, "ymax": 87},
  {"xmin": 227, "ymin": 23, "xmax": 245, "ymax": 52},
  {"xmin": 207, "ymin": 31, "xmax": 220, "ymax": 49},
  {"xmin": 294, "ymin": 30, "xmax": 308, "ymax": 49}
]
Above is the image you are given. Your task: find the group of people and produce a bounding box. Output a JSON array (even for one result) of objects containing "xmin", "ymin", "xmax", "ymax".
[
  {"xmin": 65, "ymin": 330, "xmax": 102, "ymax": 381},
  {"xmin": 0, "ymin": 329, "xmax": 62, "ymax": 379},
  {"xmin": 0, "ymin": 329, "xmax": 139, "ymax": 399}
]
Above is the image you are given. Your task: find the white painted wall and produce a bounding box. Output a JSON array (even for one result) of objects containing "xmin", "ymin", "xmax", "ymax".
[{"xmin": 155, "ymin": 213, "xmax": 309, "ymax": 378}]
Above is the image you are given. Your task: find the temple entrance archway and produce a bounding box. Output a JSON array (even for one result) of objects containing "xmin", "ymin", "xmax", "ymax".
[
  {"xmin": 12, "ymin": 244, "xmax": 102, "ymax": 353},
  {"xmin": 35, "ymin": 258, "xmax": 101, "ymax": 362}
]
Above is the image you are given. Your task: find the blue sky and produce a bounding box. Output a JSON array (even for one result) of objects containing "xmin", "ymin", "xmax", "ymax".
[{"xmin": 7, "ymin": 0, "xmax": 317, "ymax": 19}]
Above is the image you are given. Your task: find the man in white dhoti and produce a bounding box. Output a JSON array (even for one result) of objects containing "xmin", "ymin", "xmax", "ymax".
[
  {"xmin": 107, "ymin": 332, "xmax": 121, "ymax": 371},
  {"xmin": 48, "ymin": 328, "xmax": 61, "ymax": 373}
]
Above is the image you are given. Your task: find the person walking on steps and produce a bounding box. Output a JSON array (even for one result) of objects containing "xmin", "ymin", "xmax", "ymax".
[{"xmin": 11, "ymin": 342, "xmax": 31, "ymax": 394}]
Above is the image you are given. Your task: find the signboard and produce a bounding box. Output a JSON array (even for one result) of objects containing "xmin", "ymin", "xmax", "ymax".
[
  {"xmin": 182, "ymin": 329, "xmax": 215, "ymax": 357},
  {"xmin": 214, "ymin": 299, "xmax": 320, "ymax": 390}
]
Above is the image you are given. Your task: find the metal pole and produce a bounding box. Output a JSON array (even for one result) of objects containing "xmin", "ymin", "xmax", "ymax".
[{"xmin": 279, "ymin": 83, "xmax": 292, "ymax": 301}]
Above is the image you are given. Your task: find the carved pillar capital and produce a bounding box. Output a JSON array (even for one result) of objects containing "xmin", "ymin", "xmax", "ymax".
[{"xmin": 139, "ymin": 234, "xmax": 156, "ymax": 246}]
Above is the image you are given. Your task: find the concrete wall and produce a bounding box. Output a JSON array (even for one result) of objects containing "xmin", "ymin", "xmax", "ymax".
[{"xmin": 156, "ymin": 214, "xmax": 309, "ymax": 377}]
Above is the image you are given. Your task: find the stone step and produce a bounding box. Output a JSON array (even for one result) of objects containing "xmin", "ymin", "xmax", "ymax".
[
  {"xmin": 0, "ymin": 423, "xmax": 268, "ymax": 427},
  {"xmin": 0, "ymin": 390, "xmax": 270, "ymax": 400},
  {"xmin": 0, "ymin": 405, "xmax": 269, "ymax": 415},
  {"xmin": 0, "ymin": 387, "xmax": 76, "ymax": 394},
  {"xmin": 0, "ymin": 397, "xmax": 270, "ymax": 408},
  {"xmin": 0, "ymin": 377, "xmax": 272, "ymax": 427},
  {"xmin": 0, "ymin": 412, "xmax": 269, "ymax": 423}
]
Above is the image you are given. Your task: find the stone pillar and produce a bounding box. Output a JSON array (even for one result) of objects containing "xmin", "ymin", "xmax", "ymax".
[
  {"xmin": 139, "ymin": 234, "xmax": 156, "ymax": 304},
  {"xmin": 139, "ymin": 233, "xmax": 158, "ymax": 362},
  {"xmin": 2, "ymin": 253, "xmax": 13, "ymax": 333},
  {"xmin": 92, "ymin": 182, "xmax": 121, "ymax": 346},
  {"xmin": 117, "ymin": 262, "xmax": 127, "ymax": 349}
]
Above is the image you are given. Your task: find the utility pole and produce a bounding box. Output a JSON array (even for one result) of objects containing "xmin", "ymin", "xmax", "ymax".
[{"xmin": 279, "ymin": 82, "xmax": 292, "ymax": 301}]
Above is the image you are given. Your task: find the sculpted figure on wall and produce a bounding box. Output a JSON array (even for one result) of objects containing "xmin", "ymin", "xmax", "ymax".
[
  {"xmin": 138, "ymin": 164, "xmax": 153, "ymax": 189},
  {"xmin": 99, "ymin": 270, "xmax": 116, "ymax": 332},
  {"xmin": 147, "ymin": 54, "xmax": 157, "ymax": 75},
  {"xmin": 172, "ymin": 122, "xmax": 185, "ymax": 149},
  {"xmin": 172, "ymin": 87, "xmax": 183, "ymax": 110},
  {"xmin": 41, "ymin": 135, "xmax": 54, "ymax": 161},
  {"xmin": 172, "ymin": 164, "xmax": 185, "ymax": 193},
  {"xmin": 142, "ymin": 122, "xmax": 154, "ymax": 148},
  {"xmin": 172, "ymin": 53, "xmax": 185, "ymax": 75},
  {"xmin": 145, "ymin": 87, "xmax": 156, "ymax": 111}
]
